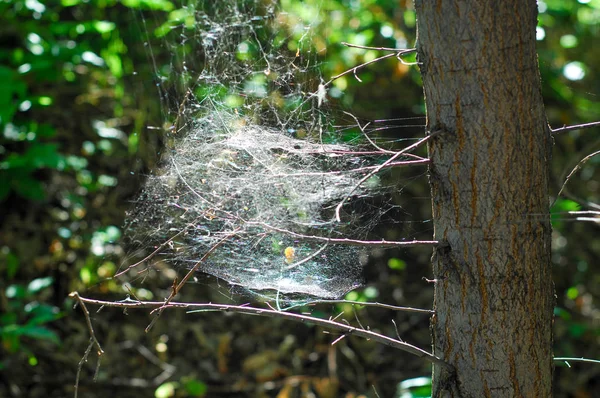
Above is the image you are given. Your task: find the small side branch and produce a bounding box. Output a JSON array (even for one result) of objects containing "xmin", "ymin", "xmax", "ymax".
[
  {"xmin": 551, "ymin": 121, "xmax": 600, "ymax": 134},
  {"xmin": 554, "ymin": 357, "xmax": 600, "ymax": 367},
  {"xmin": 554, "ymin": 149, "xmax": 600, "ymax": 203},
  {"xmin": 70, "ymin": 293, "xmax": 452, "ymax": 371},
  {"xmin": 341, "ymin": 42, "xmax": 417, "ymax": 53}
]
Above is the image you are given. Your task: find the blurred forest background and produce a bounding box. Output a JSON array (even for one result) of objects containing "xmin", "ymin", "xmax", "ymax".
[{"xmin": 1, "ymin": 0, "xmax": 599, "ymax": 397}]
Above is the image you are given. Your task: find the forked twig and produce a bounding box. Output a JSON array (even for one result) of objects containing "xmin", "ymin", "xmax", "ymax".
[
  {"xmin": 343, "ymin": 111, "xmax": 395, "ymax": 154},
  {"xmin": 69, "ymin": 292, "xmax": 104, "ymax": 398}
]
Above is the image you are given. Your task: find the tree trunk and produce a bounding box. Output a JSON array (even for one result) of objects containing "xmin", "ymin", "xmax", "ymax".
[{"xmin": 414, "ymin": 1, "xmax": 554, "ymax": 396}]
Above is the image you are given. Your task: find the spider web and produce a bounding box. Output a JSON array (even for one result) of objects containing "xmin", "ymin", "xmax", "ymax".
[{"xmin": 124, "ymin": 0, "xmax": 427, "ymax": 303}]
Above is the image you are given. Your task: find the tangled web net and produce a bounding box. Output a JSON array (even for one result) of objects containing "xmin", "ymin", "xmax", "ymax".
[{"xmin": 125, "ymin": 1, "xmax": 416, "ymax": 302}]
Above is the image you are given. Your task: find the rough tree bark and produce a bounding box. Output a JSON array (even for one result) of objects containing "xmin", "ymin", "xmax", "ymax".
[{"xmin": 414, "ymin": 1, "xmax": 554, "ymax": 396}]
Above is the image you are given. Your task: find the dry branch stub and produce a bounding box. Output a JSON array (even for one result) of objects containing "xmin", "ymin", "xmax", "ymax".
[{"xmin": 124, "ymin": 1, "xmax": 431, "ymax": 304}]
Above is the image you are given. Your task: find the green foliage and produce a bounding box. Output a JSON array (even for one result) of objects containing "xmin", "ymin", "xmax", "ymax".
[
  {"xmin": 395, "ymin": 376, "xmax": 432, "ymax": 398},
  {"xmin": 0, "ymin": 0, "xmax": 166, "ymax": 390},
  {"xmin": 1, "ymin": 267, "xmax": 62, "ymax": 369}
]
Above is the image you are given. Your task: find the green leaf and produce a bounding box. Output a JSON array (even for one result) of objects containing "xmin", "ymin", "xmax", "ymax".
[
  {"xmin": 388, "ymin": 258, "xmax": 406, "ymax": 270},
  {"xmin": 3, "ymin": 143, "xmax": 65, "ymax": 170},
  {"xmin": 27, "ymin": 277, "xmax": 54, "ymax": 295},
  {"xmin": 12, "ymin": 176, "xmax": 45, "ymax": 200},
  {"xmin": 25, "ymin": 303, "xmax": 61, "ymax": 325},
  {"xmin": 93, "ymin": 21, "xmax": 116, "ymax": 33},
  {"xmin": 18, "ymin": 325, "xmax": 60, "ymax": 345},
  {"xmin": 122, "ymin": 0, "xmax": 175, "ymax": 12},
  {"xmin": 0, "ymin": 312, "xmax": 18, "ymax": 326},
  {"xmin": 183, "ymin": 379, "xmax": 207, "ymax": 396},
  {"xmin": 396, "ymin": 376, "xmax": 432, "ymax": 398}
]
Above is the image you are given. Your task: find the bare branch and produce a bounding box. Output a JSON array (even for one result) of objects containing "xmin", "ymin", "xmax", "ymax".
[
  {"xmin": 335, "ymin": 130, "xmax": 443, "ymax": 222},
  {"xmin": 325, "ymin": 52, "xmax": 397, "ymax": 86},
  {"xmin": 70, "ymin": 292, "xmax": 104, "ymax": 357},
  {"xmin": 301, "ymin": 147, "xmax": 429, "ymax": 161},
  {"xmin": 554, "ymin": 357, "xmax": 600, "ymax": 366},
  {"xmin": 267, "ymin": 159, "xmax": 430, "ymax": 178},
  {"xmin": 70, "ymin": 293, "xmax": 453, "ymax": 371},
  {"xmin": 249, "ymin": 222, "xmax": 438, "ymax": 247},
  {"xmin": 551, "ymin": 121, "xmax": 600, "ymax": 134},
  {"xmin": 281, "ymin": 299, "xmax": 434, "ymax": 314},
  {"xmin": 323, "ymin": 44, "xmax": 416, "ymax": 87},
  {"xmin": 341, "ymin": 42, "xmax": 417, "ymax": 53}
]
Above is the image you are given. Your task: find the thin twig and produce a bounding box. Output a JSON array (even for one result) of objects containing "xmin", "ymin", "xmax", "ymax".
[
  {"xmin": 70, "ymin": 292, "xmax": 104, "ymax": 356},
  {"xmin": 342, "ymin": 42, "xmax": 417, "ymax": 53},
  {"xmin": 115, "ymin": 221, "xmax": 199, "ymax": 277},
  {"xmin": 172, "ymin": 88, "xmax": 193, "ymax": 135},
  {"xmin": 69, "ymin": 292, "xmax": 105, "ymax": 398},
  {"xmin": 391, "ymin": 319, "xmax": 403, "ymax": 342},
  {"xmin": 335, "ymin": 130, "xmax": 443, "ymax": 222},
  {"xmin": 74, "ymin": 341, "xmax": 93, "ymax": 398},
  {"xmin": 325, "ymin": 52, "xmax": 397, "ymax": 87},
  {"xmin": 70, "ymin": 293, "xmax": 453, "ymax": 371},
  {"xmin": 266, "ymin": 158, "xmax": 430, "ymax": 178},
  {"xmin": 281, "ymin": 299, "xmax": 434, "ymax": 313},
  {"xmin": 551, "ymin": 121, "xmax": 600, "ymax": 134},
  {"xmin": 343, "ymin": 111, "xmax": 395, "ymax": 154},
  {"xmin": 331, "ymin": 333, "xmax": 347, "ymax": 345},
  {"xmin": 145, "ymin": 231, "xmax": 238, "ymax": 332},
  {"xmin": 249, "ymin": 222, "xmax": 438, "ymax": 247},
  {"xmin": 302, "ymin": 148, "xmax": 426, "ymax": 159},
  {"xmin": 554, "ymin": 357, "xmax": 600, "ymax": 366},
  {"xmin": 372, "ymin": 385, "xmax": 382, "ymax": 398},
  {"xmin": 554, "ymin": 150, "xmax": 600, "ymax": 205},
  {"xmin": 323, "ymin": 44, "xmax": 416, "ymax": 87}
]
